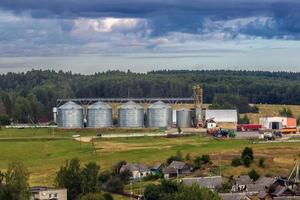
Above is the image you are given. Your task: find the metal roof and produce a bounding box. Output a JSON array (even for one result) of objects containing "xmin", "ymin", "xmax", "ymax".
[
  {"xmin": 58, "ymin": 101, "xmax": 82, "ymax": 109},
  {"xmin": 148, "ymin": 100, "xmax": 171, "ymax": 109},
  {"xmin": 205, "ymin": 109, "xmax": 238, "ymax": 123},
  {"xmin": 88, "ymin": 101, "xmax": 111, "ymax": 109},
  {"xmin": 119, "ymin": 101, "xmax": 143, "ymax": 109},
  {"xmin": 182, "ymin": 176, "xmax": 223, "ymax": 189}
]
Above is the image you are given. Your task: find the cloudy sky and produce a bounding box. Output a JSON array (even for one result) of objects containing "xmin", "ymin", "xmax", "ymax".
[{"xmin": 1, "ymin": 0, "xmax": 300, "ymax": 73}]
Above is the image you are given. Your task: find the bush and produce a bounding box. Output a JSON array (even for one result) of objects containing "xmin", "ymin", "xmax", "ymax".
[
  {"xmin": 185, "ymin": 153, "xmax": 191, "ymax": 161},
  {"xmin": 118, "ymin": 169, "xmax": 132, "ymax": 184},
  {"xmin": 143, "ymin": 172, "xmax": 163, "ymax": 181},
  {"xmin": 111, "ymin": 161, "xmax": 126, "ymax": 175},
  {"xmin": 279, "ymin": 107, "xmax": 293, "ymax": 117},
  {"xmin": 231, "ymin": 157, "xmax": 241, "ymax": 167},
  {"xmin": 80, "ymin": 193, "xmax": 105, "ymax": 200},
  {"xmin": 241, "ymin": 147, "xmax": 254, "ymax": 161},
  {"xmin": 239, "ymin": 115, "xmax": 250, "ymax": 124},
  {"xmin": 193, "ymin": 156, "xmax": 202, "ymax": 170},
  {"xmin": 217, "ymin": 182, "xmax": 232, "ymax": 193},
  {"xmin": 265, "ymin": 172, "xmax": 272, "ymax": 177},
  {"xmin": 99, "ymin": 171, "xmax": 111, "ymax": 184},
  {"xmin": 201, "ymin": 155, "xmax": 210, "ymax": 164},
  {"xmin": 0, "ymin": 115, "xmax": 10, "ymax": 126},
  {"xmin": 248, "ymin": 169, "xmax": 260, "ymax": 181},
  {"xmin": 243, "ymin": 155, "xmax": 251, "ymax": 167},
  {"xmin": 144, "ymin": 184, "xmax": 161, "ymax": 200},
  {"xmin": 104, "ymin": 177, "xmax": 124, "ymax": 193},
  {"xmin": 259, "ymin": 158, "xmax": 265, "ymax": 168},
  {"xmin": 166, "ymin": 150, "xmax": 183, "ymax": 164},
  {"xmin": 103, "ymin": 193, "xmax": 113, "ymax": 200}
]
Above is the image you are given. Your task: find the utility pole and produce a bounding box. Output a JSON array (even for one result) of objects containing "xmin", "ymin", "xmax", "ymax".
[{"xmin": 130, "ymin": 181, "xmax": 133, "ymax": 200}]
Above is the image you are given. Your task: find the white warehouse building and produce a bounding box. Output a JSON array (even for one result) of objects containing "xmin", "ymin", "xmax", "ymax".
[{"xmin": 205, "ymin": 109, "xmax": 238, "ymax": 129}]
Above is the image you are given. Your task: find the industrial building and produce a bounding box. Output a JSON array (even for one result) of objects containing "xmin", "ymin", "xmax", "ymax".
[
  {"xmin": 259, "ymin": 117, "xmax": 297, "ymax": 130},
  {"xmin": 205, "ymin": 109, "xmax": 238, "ymax": 129},
  {"xmin": 54, "ymin": 85, "xmax": 240, "ymax": 130}
]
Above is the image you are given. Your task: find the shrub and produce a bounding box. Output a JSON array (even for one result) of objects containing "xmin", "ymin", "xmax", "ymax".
[
  {"xmin": 201, "ymin": 155, "xmax": 211, "ymax": 164},
  {"xmin": 217, "ymin": 182, "xmax": 232, "ymax": 193},
  {"xmin": 103, "ymin": 193, "xmax": 113, "ymax": 200},
  {"xmin": 193, "ymin": 156, "xmax": 202, "ymax": 170},
  {"xmin": 231, "ymin": 157, "xmax": 241, "ymax": 167},
  {"xmin": 241, "ymin": 147, "xmax": 254, "ymax": 161},
  {"xmin": 0, "ymin": 115, "xmax": 10, "ymax": 126},
  {"xmin": 248, "ymin": 169, "xmax": 260, "ymax": 181},
  {"xmin": 243, "ymin": 155, "xmax": 251, "ymax": 167},
  {"xmin": 144, "ymin": 184, "xmax": 161, "ymax": 200},
  {"xmin": 104, "ymin": 177, "xmax": 124, "ymax": 193},
  {"xmin": 259, "ymin": 158, "xmax": 265, "ymax": 168},
  {"xmin": 265, "ymin": 172, "xmax": 272, "ymax": 177},
  {"xmin": 185, "ymin": 153, "xmax": 191, "ymax": 161}
]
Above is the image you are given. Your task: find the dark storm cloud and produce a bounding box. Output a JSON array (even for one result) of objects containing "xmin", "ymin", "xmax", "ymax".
[{"xmin": 1, "ymin": 0, "xmax": 300, "ymax": 38}]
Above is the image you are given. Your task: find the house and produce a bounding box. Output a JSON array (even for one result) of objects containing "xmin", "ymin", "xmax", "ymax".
[
  {"xmin": 163, "ymin": 161, "xmax": 191, "ymax": 179},
  {"xmin": 232, "ymin": 175, "xmax": 253, "ymax": 192},
  {"xmin": 271, "ymin": 185, "xmax": 296, "ymax": 197},
  {"xmin": 206, "ymin": 119, "xmax": 217, "ymax": 129},
  {"xmin": 220, "ymin": 193, "xmax": 251, "ymax": 200},
  {"xmin": 30, "ymin": 187, "xmax": 67, "ymax": 200},
  {"xmin": 181, "ymin": 176, "xmax": 223, "ymax": 191},
  {"xmin": 150, "ymin": 163, "xmax": 163, "ymax": 174},
  {"xmin": 120, "ymin": 163, "xmax": 151, "ymax": 179}
]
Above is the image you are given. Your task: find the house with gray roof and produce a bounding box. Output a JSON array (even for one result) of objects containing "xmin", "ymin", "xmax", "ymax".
[
  {"xmin": 120, "ymin": 163, "xmax": 151, "ymax": 179},
  {"xmin": 220, "ymin": 193, "xmax": 251, "ymax": 200},
  {"xmin": 30, "ymin": 187, "xmax": 67, "ymax": 200},
  {"xmin": 181, "ymin": 176, "xmax": 223, "ymax": 191},
  {"xmin": 232, "ymin": 175, "xmax": 253, "ymax": 192},
  {"xmin": 163, "ymin": 161, "xmax": 191, "ymax": 179}
]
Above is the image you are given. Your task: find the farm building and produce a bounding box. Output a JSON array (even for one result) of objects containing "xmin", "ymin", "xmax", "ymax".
[
  {"xmin": 205, "ymin": 109, "xmax": 238, "ymax": 129},
  {"xmin": 120, "ymin": 163, "xmax": 151, "ymax": 179},
  {"xmin": 259, "ymin": 117, "xmax": 296, "ymax": 129},
  {"xmin": 30, "ymin": 187, "xmax": 67, "ymax": 200}
]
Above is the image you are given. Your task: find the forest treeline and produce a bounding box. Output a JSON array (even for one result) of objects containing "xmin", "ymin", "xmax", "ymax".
[{"xmin": 1, "ymin": 69, "xmax": 300, "ymax": 123}]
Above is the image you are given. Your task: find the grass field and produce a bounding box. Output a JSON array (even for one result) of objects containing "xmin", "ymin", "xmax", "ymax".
[
  {"xmin": 1, "ymin": 103, "xmax": 300, "ymax": 198},
  {"xmin": 1, "ymin": 127, "xmax": 300, "ymax": 188}
]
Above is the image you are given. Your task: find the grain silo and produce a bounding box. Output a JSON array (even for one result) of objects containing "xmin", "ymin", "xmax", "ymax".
[
  {"xmin": 147, "ymin": 101, "xmax": 172, "ymax": 128},
  {"xmin": 87, "ymin": 101, "xmax": 112, "ymax": 128},
  {"xmin": 176, "ymin": 108, "xmax": 192, "ymax": 128},
  {"xmin": 57, "ymin": 101, "xmax": 83, "ymax": 128},
  {"xmin": 118, "ymin": 101, "xmax": 144, "ymax": 128}
]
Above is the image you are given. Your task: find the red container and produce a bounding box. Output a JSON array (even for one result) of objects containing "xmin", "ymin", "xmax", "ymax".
[{"xmin": 237, "ymin": 124, "xmax": 262, "ymax": 131}]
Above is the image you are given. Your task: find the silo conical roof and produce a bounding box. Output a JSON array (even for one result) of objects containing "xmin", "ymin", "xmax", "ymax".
[
  {"xmin": 88, "ymin": 101, "xmax": 112, "ymax": 109},
  {"xmin": 58, "ymin": 101, "xmax": 82, "ymax": 109},
  {"xmin": 119, "ymin": 101, "xmax": 143, "ymax": 109}
]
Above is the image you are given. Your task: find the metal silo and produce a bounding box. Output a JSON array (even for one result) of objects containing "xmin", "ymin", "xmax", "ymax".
[
  {"xmin": 176, "ymin": 108, "xmax": 192, "ymax": 128},
  {"xmin": 118, "ymin": 101, "xmax": 144, "ymax": 128},
  {"xmin": 147, "ymin": 101, "xmax": 172, "ymax": 128},
  {"xmin": 87, "ymin": 101, "xmax": 112, "ymax": 128},
  {"xmin": 57, "ymin": 101, "xmax": 83, "ymax": 128}
]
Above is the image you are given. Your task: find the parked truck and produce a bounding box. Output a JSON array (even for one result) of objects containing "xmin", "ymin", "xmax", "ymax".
[
  {"xmin": 237, "ymin": 124, "xmax": 262, "ymax": 132},
  {"xmin": 280, "ymin": 127, "xmax": 297, "ymax": 134}
]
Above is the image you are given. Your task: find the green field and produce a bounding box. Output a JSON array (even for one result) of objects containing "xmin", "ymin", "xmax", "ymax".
[{"xmin": 1, "ymin": 127, "xmax": 300, "ymax": 188}]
